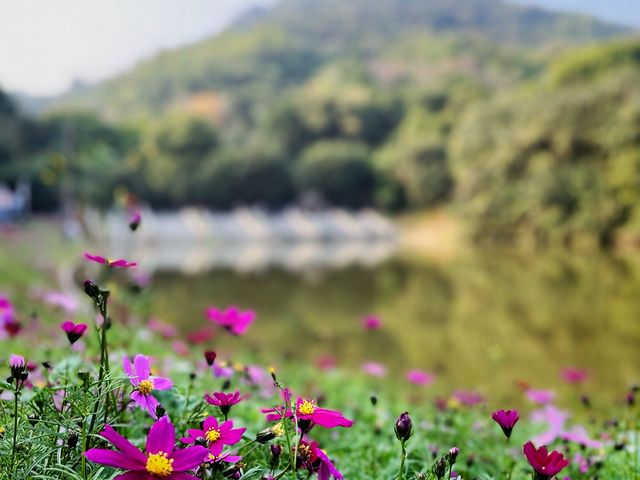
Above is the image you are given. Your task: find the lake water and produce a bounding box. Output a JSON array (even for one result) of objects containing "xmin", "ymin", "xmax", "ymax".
[{"xmin": 148, "ymin": 248, "xmax": 640, "ymax": 404}]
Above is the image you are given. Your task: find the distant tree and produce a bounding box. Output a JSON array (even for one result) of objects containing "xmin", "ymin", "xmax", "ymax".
[
  {"xmin": 296, "ymin": 141, "xmax": 376, "ymax": 208},
  {"xmin": 197, "ymin": 150, "xmax": 296, "ymax": 209}
]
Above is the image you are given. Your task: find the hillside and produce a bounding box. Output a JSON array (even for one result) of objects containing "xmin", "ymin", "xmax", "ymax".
[
  {"xmin": 7, "ymin": 0, "xmax": 640, "ymax": 248},
  {"xmin": 50, "ymin": 0, "xmax": 628, "ymax": 119}
]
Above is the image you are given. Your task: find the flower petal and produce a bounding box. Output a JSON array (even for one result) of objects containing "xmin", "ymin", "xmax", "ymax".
[
  {"xmin": 152, "ymin": 376, "xmax": 173, "ymax": 390},
  {"xmin": 114, "ymin": 473, "xmax": 149, "ymax": 480},
  {"xmin": 170, "ymin": 445, "xmax": 208, "ymax": 471},
  {"xmin": 134, "ymin": 354, "xmax": 151, "ymax": 380},
  {"xmin": 84, "ymin": 449, "xmax": 144, "ymax": 470},
  {"xmin": 100, "ymin": 425, "xmax": 146, "ymax": 462},
  {"xmin": 221, "ymin": 427, "xmax": 246, "ymax": 445},
  {"xmin": 146, "ymin": 415, "xmax": 175, "ymax": 454}
]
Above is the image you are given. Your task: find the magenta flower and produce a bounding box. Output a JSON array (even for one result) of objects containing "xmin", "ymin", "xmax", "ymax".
[
  {"xmin": 129, "ymin": 211, "xmax": 142, "ymax": 231},
  {"xmin": 361, "ymin": 314, "xmax": 381, "ymax": 330},
  {"xmin": 530, "ymin": 404, "xmax": 569, "ymax": 446},
  {"xmin": 205, "ymin": 306, "xmax": 255, "ymax": 335},
  {"xmin": 9, "ymin": 354, "xmax": 28, "ymax": 381},
  {"xmin": 492, "ymin": 409, "xmax": 519, "ymax": 439},
  {"xmin": 0, "ymin": 295, "xmax": 12, "ymax": 313},
  {"xmin": 561, "ymin": 367, "xmax": 588, "ymax": 384},
  {"xmin": 361, "ymin": 361, "xmax": 387, "ymax": 377},
  {"xmin": 299, "ymin": 440, "xmax": 344, "ymax": 480},
  {"xmin": 60, "ymin": 321, "xmax": 88, "ymax": 345},
  {"xmin": 205, "ymin": 390, "xmax": 245, "ymax": 417},
  {"xmin": 123, "ymin": 354, "xmax": 173, "ymax": 418},
  {"xmin": 264, "ymin": 396, "xmax": 353, "ymax": 430},
  {"xmin": 406, "ymin": 369, "xmax": 435, "ymax": 386},
  {"xmin": 84, "ymin": 252, "xmax": 137, "ymax": 268},
  {"xmin": 523, "ymin": 441, "xmax": 569, "ymax": 479},
  {"xmin": 453, "ymin": 390, "xmax": 484, "ymax": 406},
  {"xmin": 42, "ymin": 291, "xmax": 78, "ymax": 313},
  {"xmin": 1, "ymin": 314, "xmax": 22, "ymax": 338},
  {"xmin": 84, "ymin": 416, "xmax": 208, "ymax": 479},
  {"xmin": 526, "ymin": 389, "xmax": 555, "ymax": 405},
  {"xmin": 181, "ymin": 416, "xmax": 245, "ymax": 457},
  {"xmin": 206, "ymin": 451, "xmax": 242, "ymax": 464}
]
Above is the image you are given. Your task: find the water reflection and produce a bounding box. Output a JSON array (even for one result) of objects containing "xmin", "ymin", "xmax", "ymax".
[{"xmin": 150, "ymin": 250, "xmax": 640, "ymax": 402}]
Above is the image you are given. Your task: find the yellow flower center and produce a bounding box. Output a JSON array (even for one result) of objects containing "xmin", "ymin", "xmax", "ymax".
[
  {"xmin": 205, "ymin": 428, "xmax": 221, "ymax": 443},
  {"xmin": 298, "ymin": 444, "xmax": 311, "ymax": 458},
  {"xmin": 207, "ymin": 453, "xmax": 218, "ymax": 462},
  {"xmin": 138, "ymin": 379, "xmax": 154, "ymax": 395},
  {"xmin": 146, "ymin": 452, "xmax": 174, "ymax": 476},
  {"xmin": 298, "ymin": 399, "xmax": 315, "ymax": 416},
  {"xmin": 271, "ymin": 422, "xmax": 285, "ymax": 437}
]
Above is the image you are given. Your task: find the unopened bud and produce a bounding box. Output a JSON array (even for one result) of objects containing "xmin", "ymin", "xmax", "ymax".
[{"xmin": 394, "ymin": 411, "xmax": 412, "ymax": 442}]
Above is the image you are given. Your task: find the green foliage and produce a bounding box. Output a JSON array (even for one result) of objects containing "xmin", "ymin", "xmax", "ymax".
[
  {"xmin": 548, "ymin": 37, "xmax": 640, "ymax": 85},
  {"xmin": 196, "ymin": 150, "xmax": 296, "ymax": 208},
  {"xmin": 449, "ymin": 69, "xmax": 640, "ymax": 246},
  {"xmin": 296, "ymin": 141, "xmax": 376, "ymax": 208}
]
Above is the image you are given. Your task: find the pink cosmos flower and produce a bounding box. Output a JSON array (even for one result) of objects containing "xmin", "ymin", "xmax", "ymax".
[
  {"xmin": 84, "ymin": 416, "xmax": 208, "ymax": 479},
  {"xmin": 181, "ymin": 416, "xmax": 245, "ymax": 457},
  {"xmin": 492, "ymin": 409, "xmax": 520, "ymax": 439},
  {"xmin": 1, "ymin": 314, "xmax": 22, "ymax": 338},
  {"xmin": 148, "ymin": 318, "xmax": 177, "ymax": 339},
  {"xmin": 84, "ymin": 252, "xmax": 137, "ymax": 268},
  {"xmin": 123, "ymin": 354, "xmax": 173, "ymax": 418},
  {"xmin": 212, "ymin": 362, "xmax": 235, "ymax": 378},
  {"xmin": 205, "ymin": 306, "xmax": 255, "ymax": 336},
  {"xmin": 206, "ymin": 451, "xmax": 242, "ymax": 465},
  {"xmin": 407, "ymin": 369, "xmax": 435, "ymax": 386},
  {"xmin": 560, "ymin": 426, "xmax": 602, "ymax": 449},
  {"xmin": 453, "ymin": 390, "xmax": 484, "ymax": 406},
  {"xmin": 561, "ymin": 367, "xmax": 588, "ymax": 384},
  {"xmin": 172, "ymin": 340, "xmax": 189, "ymax": 356},
  {"xmin": 42, "ymin": 291, "xmax": 78, "ymax": 313},
  {"xmin": 205, "ymin": 391, "xmax": 246, "ymax": 417},
  {"xmin": 299, "ymin": 440, "xmax": 344, "ymax": 480},
  {"xmin": 60, "ymin": 321, "xmax": 88, "ymax": 345},
  {"xmin": 361, "ymin": 315, "xmax": 381, "ymax": 330},
  {"xmin": 0, "ymin": 295, "xmax": 12, "ymax": 313},
  {"xmin": 315, "ymin": 355, "xmax": 337, "ymax": 371},
  {"xmin": 362, "ymin": 361, "xmax": 387, "ymax": 377},
  {"xmin": 530, "ymin": 405, "xmax": 569, "ymax": 446},
  {"xmin": 186, "ymin": 327, "xmax": 214, "ymax": 345},
  {"xmin": 526, "ymin": 389, "xmax": 556, "ymax": 405},
  {"xmin": 523, "ymin": 441, "xmax": 569, "ymax": 479},
  {"xmin": 264, "ymin": 396, "xmax": 353, "ymax": 430}
]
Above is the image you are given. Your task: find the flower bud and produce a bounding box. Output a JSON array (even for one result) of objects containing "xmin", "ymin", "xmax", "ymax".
[
  {"xmin": 433, "ymin": 457, "xmax": 447, "ymax": 479},
  {"xmin": 83, "ymin": 280, "xmax": 101, "ymax": 299},
  {"xmin": 394, "ymin": 411, "xmax": 412, "ymax": 442},
  {"xmin": 256, "ymin": 427, "xmax": 276, "ymax": 444},
  {"xmin": 204, "ymin": 351, "xmax": 217, "ymax": 366},
  {"xmin": 447, "ymin": 447, "xmax": 460, "ymax": 465},
  {"xmin": 270, "ymin": 444, "xmax": 281, "ymax": 469}
]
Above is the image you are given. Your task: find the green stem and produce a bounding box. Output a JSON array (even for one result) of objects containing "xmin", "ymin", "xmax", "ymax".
[
  {"xmin": 10, "ymin": 381, "xmax": 20, "ymax": 472},
  {"xmin": 87, "ymin": 303, "xmax": 109, "ymax": 449},
  {"xmin": 398, "ymin": 439, "xmax": 406, "ymax": 480},
  {"xmin": 81, "ymin": 385, "xmax": 88, "ymax": 480}
]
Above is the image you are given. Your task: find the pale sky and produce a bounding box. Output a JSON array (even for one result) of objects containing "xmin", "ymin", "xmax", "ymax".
[
  {"xmin": 0, "ymin": 0, "xmax": 637, "ymax": 97},
  {"xmin": 0, "ymin": 0, "xmax": 277, "ymax": 96}
]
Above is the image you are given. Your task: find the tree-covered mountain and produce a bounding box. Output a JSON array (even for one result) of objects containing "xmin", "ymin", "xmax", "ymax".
[
  {"xmin": 51, "ymin": 0, "xmax": 628, "ymax": 119},
  {"xmin": 7, "ymin": 0, "xmax": 640, "ymax": 247}
]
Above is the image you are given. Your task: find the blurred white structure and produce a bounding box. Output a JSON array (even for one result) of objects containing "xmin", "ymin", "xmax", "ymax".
[{"xmin": 85, "ymin": 207, "xmax": 397, "ymax": 274}]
